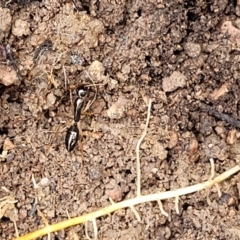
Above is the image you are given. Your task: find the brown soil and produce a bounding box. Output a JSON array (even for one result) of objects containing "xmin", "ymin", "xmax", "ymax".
[{"xmin": 1, "ymin": 0, "xmax": 240, "ymax": 239}]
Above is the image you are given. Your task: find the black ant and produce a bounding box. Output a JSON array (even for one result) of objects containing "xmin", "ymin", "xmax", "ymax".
[{"xmin": 65, "ymin": 86, "xmax": 89, "ymax": 151}]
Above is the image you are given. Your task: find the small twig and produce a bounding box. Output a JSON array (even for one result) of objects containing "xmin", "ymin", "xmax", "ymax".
[
  {"xmin": 136, "ymin": 99, "xmax": 152, "ymax": 197},
  {"xmin": 200, "ymin": 102, "xmax": 240, "ymax": 129}
]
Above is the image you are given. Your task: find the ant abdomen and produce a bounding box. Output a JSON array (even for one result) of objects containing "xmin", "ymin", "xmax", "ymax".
[{"xmin": 65, "ymin": 124, "xmax": 79, "ymax": 152}]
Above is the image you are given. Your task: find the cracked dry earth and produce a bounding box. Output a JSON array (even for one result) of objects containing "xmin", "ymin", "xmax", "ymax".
[{"xmin": 1, "ymin": 0, "xmax": 240, "ymax": 239}]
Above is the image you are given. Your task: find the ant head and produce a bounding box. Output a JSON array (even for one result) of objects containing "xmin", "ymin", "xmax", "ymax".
[{"xmin": 76, "ymin": 86, "xmax": 88, "ymax": 98}]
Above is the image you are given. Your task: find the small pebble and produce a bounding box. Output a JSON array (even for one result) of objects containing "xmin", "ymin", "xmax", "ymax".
[
  {"xmin": 162, "ymin": 71, "xmax": 186, "ymax": 92},
  {"xmin": 184, "ymin": 42, "xmax": 201, "ymax": 58},
  {"xmin": 226, "ymin": 129, "xmax": 237, "ymax": 145},
  {"xmin": 39, "ymin": 177, "xmax": 50, "ymax": 187}
]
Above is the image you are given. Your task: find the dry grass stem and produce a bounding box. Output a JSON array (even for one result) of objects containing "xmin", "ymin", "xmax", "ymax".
[
  {"xmin": 63, "ymin": 65, "xmax": 68, "ymax": 90},
  {"xmin": 37, "ymin": 208, "xmax": 50, "ymax": 240},
  {"xmin": 109, "ymin": 197, "xmax": 114, "ymax": 205},
  {"xmin": 129, "ymin": 205, "xmax": 141, "ymax": 221},
  {"xmin": 13, "ymin": 221, "xmax": 19, "ymax": 238},
  {"xmin": 136, "ymin": 99, "xmax": 152, "ymax": 197},
  {"xmin": 209, "ymin": 158, "xmax": 222, "ymax": 197},
  {"xmin": 12, "ymin": 96, "xmax": 240, "ymax": 240},
  {"xmin": 14, "ymin": 164, "xmax": 240, "ymax": 240},
  {"xmin": 10, "ymin": 98, "xmax": 240, "ymax": 239},
  {"xmin": 85, "ymin": 219, "xmax": 97, "ymax": 240},
  {"xmin": 209, "ymin": 158, "xmax": 215, "ymax": 180},
  {"xmin": 175, "ymin": 196, "xmax": 180, "ymax": 214},
  {"xmin": 92, "ymin": 219, "xmax": 98, "ymax": 240},
  {"xmin": 157, "ymin": 199, "xmax": 168, "ymax": 217},
  {"xmin": 85, "ymin": 222, "xmax": 91, "ymax": 240},
  {"xmin": 110, "ymin": 197, "xmax": 141, "ymax": 222}
]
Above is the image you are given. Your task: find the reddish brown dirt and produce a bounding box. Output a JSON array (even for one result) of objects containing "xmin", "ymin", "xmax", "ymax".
[{"xmin": 1, "ymin": 0, "xmax": 240, "ymax": 239}]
